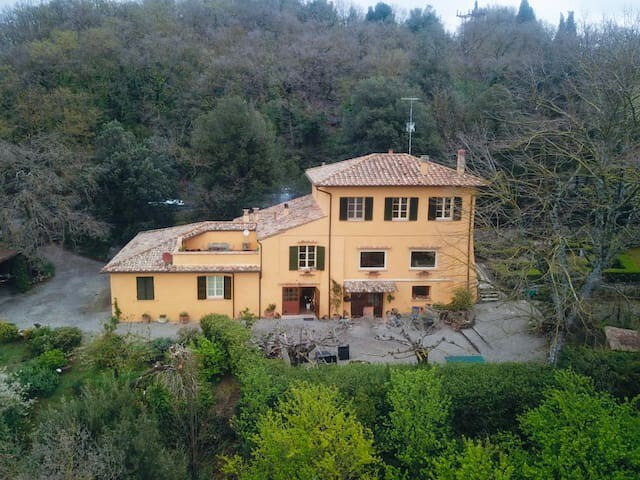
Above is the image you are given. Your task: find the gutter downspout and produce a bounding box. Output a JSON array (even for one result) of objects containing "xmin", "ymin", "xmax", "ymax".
[
  {"xmin": 316, "ymin": 187, "xmax": 332, "ymax": 317},
  {"xmin": 232, "ymin": 273, "xmax": 235, "ymax": 319},
  {"xmin": 466, "ymin": 194, "xmax": 475, "ymax": 291},
  {"xmin": 257, "ymin": 238, "xmax": 263, "ymax": 317}
]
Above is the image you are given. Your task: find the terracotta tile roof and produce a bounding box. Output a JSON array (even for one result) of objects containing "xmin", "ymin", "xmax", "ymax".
[
  {"xmin": 344, "ymin": 280, "xmax": 397, "ymax": 293},
  {"xmin": 235, "ymin": 194, "xmax": 327, "ymax": 240},
  {"xmin": 102, "ymin": 221, "xmax": 256, "ymax": 273},
  {"xmin": 305, "ymin": 153, "xmax": 486, "ymax": 187}
]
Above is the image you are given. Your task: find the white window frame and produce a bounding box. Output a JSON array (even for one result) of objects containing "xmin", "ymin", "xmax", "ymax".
[
  {"xmin": 391, "ymin": 197, "xmax": 409, "ymax": 221},
  {"xmin": 359, "ymin": 250, "xmax": 387, "ymax": 271},
  {"xmin": 347, "ymin": 197, "xmax": 365, "ymax": 221},
  {"xmin": 409, "ymin": 250, "xmax": 437, "ymax": 270},
  {"xmin": 435, "ymin": 197, "xmax": 454, "ymax": 220},
  {"xmin": 412, "ymin": 285, "xmax": 432, "ymax": 300},
  {"xmin": 298, "ymin": 245, "xmax": 317, "ymax": 269},
  {"xmin": 206, "ymin": 275, "xmax": 224, "ymax": 299}
]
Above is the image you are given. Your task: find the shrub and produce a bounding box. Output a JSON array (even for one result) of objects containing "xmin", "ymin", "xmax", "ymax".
[
  {"xmin": 150, "ymin": 337, "xmax": 175, "ymax": 360},
  {"xmin": 559, "ymin": 346, "xmax": 640, "ymax": 400},
  {"xmin": 448, "ymin": 287, "xmax": 475, "ymax": 311},
  {"xmin": 25, "ymin": 326, "xmax": 82, "ymax": 356},
  {"xmin": 14, "ymin": 363, "xmax": 60, "ymax": 398},
  {"xmin": 0, "ymin": 321, "xmax": 19, "ymax": 343},
  {"xmin": 192, "ymin": 336, "xmax": 226, "ymax": 381},
  {"xmin": 439, "ymin": 363, "xmax": 556, "ymax": 437},
  {"xmin": 36, "ymin": 349, "xmax": 67, "ymax": 370},
  {"xmin": 200, "ymin": 314, "xmax": 252, "ymax": 374},
  {"xmin": 10, "ymin": 255, "xmax": 31, "ymax": 292}
]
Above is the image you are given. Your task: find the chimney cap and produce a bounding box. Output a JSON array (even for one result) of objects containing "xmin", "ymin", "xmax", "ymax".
[
  {"xmin": 162, "ymin": 252, "xmax": 173, "ymax": 264},
  {"xmin": 388, "ymin": 149, "xmax": 394, "ymax": 154}
]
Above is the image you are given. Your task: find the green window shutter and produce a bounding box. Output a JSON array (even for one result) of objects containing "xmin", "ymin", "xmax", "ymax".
[
  {"xmin": 339, "ymin": 198, "xmax": 348, "ymax": 220},
  {"xmin": 289, "ymin": 246, "xmax": 299, "ymax": 270},
  {"xmin": 409, "ymin": 197, "xmax": 419, "ymax": 221},
  {"xmin": 384, "ymin": 197, "xmax": 393, "ymax": 221},
  {"xmin": 136, "ymin": 277, "xmax": 154, "ymax": 300},
  {"xmin": 428, "ymin": 197, "xmax": 437, "ymax": 220},
  {"xmin": 364, "ymin": 197, "xmax": 373, "ymax": 221},
  {"xmin": 453, "ymin": 197, "xmax": 463, "ymax": 221},
  {"xmin": 197, "ymin": 276, "xmax": 206, "ymax": 300},
  {"xmin": 136, "ymin": 277, "xmax": 144, "ymax": 300},
  {"xmin": 316, "ymin": 246, "xmax": 325, "ymax": 270},
  {"xmin": 224, "ymin": 276, "xmax": 232, "ymax": 300},
  {"xmin": 148, "ymin": 278, "xmax": 154, "ymax": 300}
]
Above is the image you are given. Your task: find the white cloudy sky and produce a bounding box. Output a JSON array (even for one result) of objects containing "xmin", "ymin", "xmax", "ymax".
[{"xmin": 0, "ymin": 0, "xmax": 635, "ymax": 32}]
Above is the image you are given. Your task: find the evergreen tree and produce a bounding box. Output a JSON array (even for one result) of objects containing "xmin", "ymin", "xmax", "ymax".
[{"xmin": 516, "ymin": 0, "xmax": 536, "ymax": 23}]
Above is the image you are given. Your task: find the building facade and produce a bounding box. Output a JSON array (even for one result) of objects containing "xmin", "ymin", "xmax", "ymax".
[{"xmin": 103, "ymin": 152, "xmax": 485, "ymax": 321}]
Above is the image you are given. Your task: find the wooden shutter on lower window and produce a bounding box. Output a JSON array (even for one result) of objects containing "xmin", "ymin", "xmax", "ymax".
[
  {"xmin": 197, "ymin": 276, "xmax": 206, "ymax": 300},
  {"xmin": 364, "ymin": 197, "xmax": 373, "ymax": 221},
  {"xmin": 316, "ymin": 246, "xmax": 325, "ymax": 270},
  {"xmin": 384, "ymin": 197, "xmax": 393, "ymax": 221},
  {"xmin": 428, "ymin": 197, "xmax": 437, "ymax": 220},
  {"xmin": 339, "ymin": 198, "xmax": 348, "ymax": 220},
  {"xmin": 453, "ymin": 197, "xmax": 463, "ymax": 221},
  {"xmin": 409, "ymin": 197, "xmax": 419, "ymax": 221},
  {"xmin": 224, "ymin": 276, "xmax": 232, "ymax": 299},
  {"xmin": 289, "ymin": 246, "xmax": 299, "ymax": 270}
]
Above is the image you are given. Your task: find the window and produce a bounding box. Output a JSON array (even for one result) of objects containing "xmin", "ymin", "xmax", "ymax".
[
  {"xmin": 410, "ymin": 251, "xmax": 437, "ymax": 269},
  {"xmin": 360, "ymin": 251, "xmax": 386, "ymax": 270},
  {"xmin": 347, "ymin": 197, "xmax": 364, "ymax": 220},
  {"xmin": 428, "ymin": 197, "xmax": 462, "ymax": 221},
  {"xmin": 340, "ymin": 197, "xmax": 373, "ymax": 221},
  {"xmin": 283, "ymin": 287, "xmax": 299, "ymax": 302},
  {"xmin": 412, "ymin": 285, "xmax": 431, "ymax": 299},
  {"xmin": 391, "ymin": 197, "xmax": 409, "ymax": 220},
  {"xmin": 435, "ymin": 197, "xmax": 454, "ymax": 219},
  {"xmin": 206, "ymin": 275, "xmax": 225, "ymax": 299},
  {"xmin": 298, "ymin": 245, "xmax": 317, "ymax": 269},
  {"xmin": 136, "ymin": 276, "xmax": 154, "ymax": 300}
]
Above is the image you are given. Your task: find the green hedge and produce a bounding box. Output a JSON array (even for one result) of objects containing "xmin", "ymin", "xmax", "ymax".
[
  {"xmin": 559, "ymin": 346, "xmax": 640, "ymax": 400},
  {"xmin": 0, "ymin": 321, "xmax": 19, "ymax": 343},
  {"xmin": 604, "ymin": 249, "xmax": 640, "ymax": 283},
  {"xmin": 25, "ymin": 326, "xmax": 82, "ymax": 356},
  {"xmin": 438, "ymin": 363, "xmax": 557, "ymax": 438}
]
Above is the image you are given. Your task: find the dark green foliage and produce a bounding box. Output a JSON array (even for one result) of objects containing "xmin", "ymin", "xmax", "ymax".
[
  {"xmin": 559, "ymin": 347, "xmax": 640, "ymax": 400},
  {"xmin": 0, "ymin": 321, "xmax": 19, "ymax": 343},
  {"xmin": 35, "ymin": 349, "xmax": 66, "ymax": 370},
  {"xmin": 516, "ymin": 0, "xmax": 536, "ymax": 23},
  {"xmin": 150, "ymin": 337, "xmax": 175, "ymax": 360},
  {"xmin": 10, "ymin": 255, "xmax": 31, "ymax": 292},
  {"xmin": 365, "ymin": 2, "xmax": 394, "ymax": 23},
  {"xmin": 192, "ymin": 336, "xmax": 226, "ymax": 382},
  {"xmin": 25, "ymin": 326, "xmax": 82, "ymax": 356},
  {"xmin": 199, "ymin": 314, "xmax": 253, "ymax": 375},
  {"xmin": 14, "ymin": 363, "xmax": 60, "ymax": 398},
  {"xmin": 439, "ymin": 363, "xmax": 556, "ymax": 437}
]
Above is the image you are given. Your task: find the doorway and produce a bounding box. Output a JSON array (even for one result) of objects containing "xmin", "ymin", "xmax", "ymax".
[
  {"xmin": 282, "ymin": 286, "xmax": 320, "ymax": 317},
  {"xmin": 350, "ymin": 292, "xmax": 383, "ymax": 318}
]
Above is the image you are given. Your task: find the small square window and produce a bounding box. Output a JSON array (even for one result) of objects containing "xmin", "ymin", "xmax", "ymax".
[
  {"xmin": 360, "ymin": 251, "xmax": 386, "ymax": 270},
  {"xmin": 412, "ymin": 286, "xmax": 431, "ymax": 299},
  {"xmin": 298, "ymin": 245, "xmax": 317, "ymax": 269},
  {"xmin": 136, "ymin": 276, "xmax": 154, "ymax": 300},
  {"xmin": 410, "ymin": 251, "xmax": 436, "ymax": 269},
  {"xmin": 435, "ymin": 197, "xmax": 454, "ymax": 220}
]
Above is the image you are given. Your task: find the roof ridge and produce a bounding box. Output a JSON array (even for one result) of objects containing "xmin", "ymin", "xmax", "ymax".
[{"xmin": 313, "ymin": 154, "xmax": 373, "ymax": 183}]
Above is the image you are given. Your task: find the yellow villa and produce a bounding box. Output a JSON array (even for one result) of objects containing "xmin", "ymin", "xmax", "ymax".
[{"xmin": 102, "ymin": 151, "xmax": 486, "ymax": 321}]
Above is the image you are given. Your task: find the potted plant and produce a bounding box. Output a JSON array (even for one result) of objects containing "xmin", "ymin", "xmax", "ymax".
[
  {"xmin": 386, "ymin": 293, "xmax": 395, "ymax": 303},
  {"xmin": 264, "ymin": 304, "xmax": 276, "ymax": 319},
  {"xmin": 142, "ymin": 313, "xmax": 152, "ymax": 323},
  {"xmin": 179, "ymin": 311, "xmax": 190, "ymax": 324},
  {"xmin": 158, "ymin": 313, "xmax": 168, "ymax": 323}
]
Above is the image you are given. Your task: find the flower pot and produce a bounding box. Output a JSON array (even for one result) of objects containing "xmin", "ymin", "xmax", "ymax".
[{"xmin": 179, "ymin": 314, "xmax": 190, "ymax": 324}]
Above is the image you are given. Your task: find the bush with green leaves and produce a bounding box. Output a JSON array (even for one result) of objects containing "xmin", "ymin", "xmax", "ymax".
[
  {"xmin": 384, "ymin": 367, "xmax": 452, "ymax": 478},
  {"xmin": 199, "ymin": 314, "xmax": 253, "ymax": 375},
  {"xmin": 559, "ymin": 346, "xmax": 640, "ymax": 400},
  {"xmin": 520, "ymin": 370, "xmax": 640, "ymax": 478},
  {"xmin": 0, "ymin": 321, "xmax": 19, "ymax": 343},
  {"xmin": 150, "ymin": 337, "xmax": 175, "ymax": 360},
  {"xmin": 434, "ymin": 438, "xmax": 515, "ymax": 480},
  {"xmin": 10, "ymin": 255, "xmax": 31, "ymax": 292},
  {"xmin": 84, "ymin": 330, "xmax": 152, "ymax": 372},
  {"xmin": 439, "ymin": 363, "xmax": 555, "ymax": 437},
  {"xmin": 25, "ymin": 326, "xmax": 82, "ymax": 356},
  {"xmin": 225, "ymin": 382, "xmax": 378, "ymax": 479},
  {"xmin": 192, "ymin": 336, "xmax": 226, "ymax": 381},
  {"xmin": 13, "ymin": 363, "xmax": 60, "ymax": 398},
  {"xmin": 36, "ymin": 349, "xmax": 67, "ymax": 370}
]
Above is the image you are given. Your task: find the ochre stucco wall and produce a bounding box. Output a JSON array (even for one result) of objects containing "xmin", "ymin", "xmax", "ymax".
[
  {"xmin": 181, "ymin": 230, "xmax": 257, "ymax": 251},
  {"xmin": 109, "ymin": 272, "xmax": 259, "ymax": 322}
]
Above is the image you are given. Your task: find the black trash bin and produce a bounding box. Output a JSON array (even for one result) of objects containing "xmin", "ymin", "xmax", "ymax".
[{"xmin": 338, "ymin": 344, "xmax": 350, "ymax": 361}]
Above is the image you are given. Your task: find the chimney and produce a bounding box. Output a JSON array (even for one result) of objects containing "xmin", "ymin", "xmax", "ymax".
[
  {"xmin": 162, "ymin": 252, "xmax": 173, "ymax": 265},
  {"xmin": 388, "ymin": 148, "xmax": 393, "ymax": 154},
  {"xmin": 419, "ymin": 155, "xmax": 430, "ymax": 175},
  {"xmin": 242, "ymin": 208, "xmax": 250, "ymax": 223},
  {"xmin": 252, "ymin": 207, "xmax": 260, "ymax": 222},
  {"xmin": 283, "ymin": 203, "xmax": 290, "ymax": 216},
  {"xmin": 457, "ymin": 149, "xmax": 466, "ymax": 175}
]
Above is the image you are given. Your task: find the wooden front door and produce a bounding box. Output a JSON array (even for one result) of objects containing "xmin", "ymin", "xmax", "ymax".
[
  {"xmin": 282, "ymin": 287, "xmax": 300, "ymax": 315},
  {"xmin": 350, "ymin": 293, "xmax": 383, "ymax": 318}
]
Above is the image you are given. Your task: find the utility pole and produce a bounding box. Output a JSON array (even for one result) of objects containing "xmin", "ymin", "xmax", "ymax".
[{"xmin": 401, "ymin": 97, "xmax": 419, "ymax": 155}]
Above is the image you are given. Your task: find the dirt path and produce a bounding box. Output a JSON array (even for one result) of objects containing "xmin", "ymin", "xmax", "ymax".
[{"xmin": 0, "ymin": 246, "xmax": 111, "ymax": 332}]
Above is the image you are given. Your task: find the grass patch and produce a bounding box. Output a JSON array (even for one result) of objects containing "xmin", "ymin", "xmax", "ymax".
[{"xmin": 0, "ymin": 341, "xmax": 30, "ymax": 371}]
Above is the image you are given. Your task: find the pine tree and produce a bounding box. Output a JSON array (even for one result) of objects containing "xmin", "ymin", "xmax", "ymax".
[{"xmin": 516, "ymin": 0, "xmax": 536, "ymax": 23}]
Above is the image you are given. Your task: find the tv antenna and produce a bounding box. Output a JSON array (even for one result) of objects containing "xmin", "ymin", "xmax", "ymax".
[{"xmin": 401, "ymin": 97, "xmax": 419, "ymax": 155}]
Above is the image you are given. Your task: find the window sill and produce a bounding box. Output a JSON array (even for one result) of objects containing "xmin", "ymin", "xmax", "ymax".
[
  {"xmin": 391, "ymin": 218, "xmax": 409, "ymax": 222},
  {"xmin": 359, "ymin": 268, "xmax": 387, "ymax": 272},
  {"xmin": 412, "ymin": 297, "xmax": 432, "ymax": 301},
  {"xmin": 410, "ymin": 267, "xmax": 437, "ymax": 271}
]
